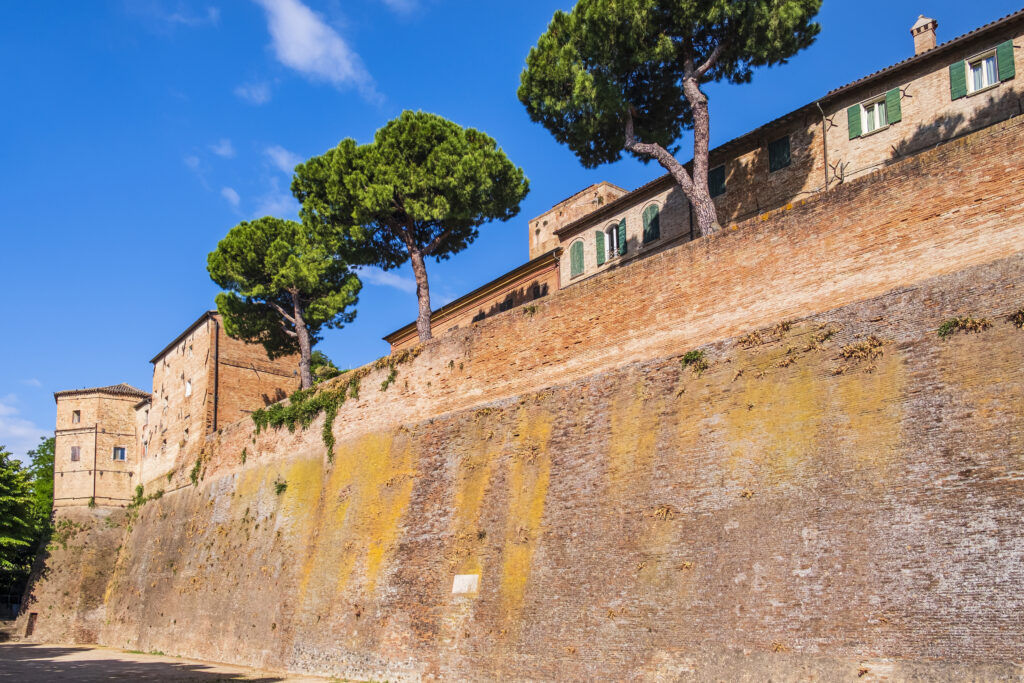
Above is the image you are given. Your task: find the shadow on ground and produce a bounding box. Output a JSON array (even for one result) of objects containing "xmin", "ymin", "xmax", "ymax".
[{"xmin": 0, "ymin": 643, "xmax": 288, "ymax": 682}]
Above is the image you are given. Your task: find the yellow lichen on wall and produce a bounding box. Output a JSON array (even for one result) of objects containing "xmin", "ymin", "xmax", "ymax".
[
  {"xmin": 450, "ymin": 421, "xmax": 500, "ymax": 576},
  {"xmin": 498, "ymin": 404, "xmax": 553, "ymax": 626},
  {"xmin": 725, "ymin": 350, "xmax": 826, "ymax": 484},
  {"xmin": 831, "ymin": 348, "xmax": 906, "ymax": 477},
  {"xmin": 607, "ymin": 377, "xmax": 661, "ymax": 490}
]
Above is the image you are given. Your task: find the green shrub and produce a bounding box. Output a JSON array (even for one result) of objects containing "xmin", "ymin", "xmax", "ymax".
[
  {"xmin": 938, "ymin": 316, "xmax": 992, "ymax": 338},
  {"xmin": 681, "ymin": 350, "xmax": 709, "ymax": 375}
]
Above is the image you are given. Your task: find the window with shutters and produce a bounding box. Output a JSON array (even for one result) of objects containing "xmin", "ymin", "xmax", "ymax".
[
  {"xmin": 70, "ymin": 446, "xmax": 80, "ymax": 462},
  {"xmin": 862, "ymin": 97, "xmax": 887, "ymax": 134},
  {"xmin": 569, "ymin": 240, "xmax": 584, "ymax": 278},
  {"xmin": 112, "ymin": 446, "xmax": 126, "ymax": 461},
  {"xmin": 848, "ymin": 88, "xmax": 902, "ymax": 139},
  {"xmin": 708, "ymin": 166, "xmax": 726, "ymax": 197},
  {"xmin": 604, "ymin": 225, "xmax": 620, "ymax": 259},
  {"xmin": 642, "ymin": 204, "xmax": 661, "ymax": 243},
  {"xmin": 968, "ymin": 51, "xmax": 998, "ymax": 93},
  {"xmin": 952, "ymin": 42, "xmax": 1015, "ymax": 100},
  {"xmin": 768, "ymin": 136, "xmax": 790, "ymax": 172}
]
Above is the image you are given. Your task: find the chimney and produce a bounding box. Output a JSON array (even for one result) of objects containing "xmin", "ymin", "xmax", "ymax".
[{"xmin": 911, "ymin": 15, "xmax": 938, "ymax": 55}]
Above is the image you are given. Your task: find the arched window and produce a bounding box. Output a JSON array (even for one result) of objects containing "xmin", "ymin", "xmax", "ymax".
[
  {"xmin": 643, "ymin": 204, "xmax": 661, "ymax": 243},
  {"xmin": 569, "ymin": 240, "xmax": 584, "ymax": 278}
]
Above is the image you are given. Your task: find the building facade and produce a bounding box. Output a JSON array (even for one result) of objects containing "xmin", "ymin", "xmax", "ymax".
[
  {"xmin": 384, "ymin": 10, "xmax": 1024, "ymax": 352},
  {"xmin": 53, "ymin": 384, "xmax": 151, "ymax": 508},
  {"xmin": 140, "ymin": 311, "xmax": 300, "ymax": 484}
]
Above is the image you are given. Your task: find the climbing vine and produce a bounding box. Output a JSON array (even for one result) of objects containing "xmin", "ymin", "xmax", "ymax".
[{"xmin": 250, "ymin": 348, "xmax": 421, "ymax": 462}]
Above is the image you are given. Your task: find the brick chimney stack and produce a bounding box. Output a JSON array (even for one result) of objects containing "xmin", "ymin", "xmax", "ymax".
[{"xmin": 911, "ymin": 15, "xmax": 938, "ymax": 55}]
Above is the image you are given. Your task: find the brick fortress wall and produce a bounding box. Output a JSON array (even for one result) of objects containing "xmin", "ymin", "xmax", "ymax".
[{"xmin": 26, "ymin": 115, "xmax": 1024, "ymax": 680}]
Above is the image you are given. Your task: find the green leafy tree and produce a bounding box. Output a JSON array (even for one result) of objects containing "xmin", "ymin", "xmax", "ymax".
[
  {"xmin": 518, "ymin": 0, "xmax": 821, "ymax": 236},
  {"xmin": 26, "ymin": 436, "xmax": 54, "ymax": 532},
  {"xmin": 292, "ymin": 110, "xmax": 530, "ymax": 342},
  {"xmin": 0, "ymin": 447, "xmax": 35, "ymax": 578},
  {"xmin": 207, "ymin": 217, "xmax": 362, "ymax": 390},
  {"xmin": 310, "ymin": 350, "xmax": 342, "ymax": 384}
]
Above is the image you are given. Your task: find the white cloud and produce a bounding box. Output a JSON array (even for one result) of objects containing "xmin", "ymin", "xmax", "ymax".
[
  {"xmin": 252, "ymin": 177, "xmax": 298, "ymax": 218},
  {"xmin": 221, "ymin": 187, "xmax": 241, "ymax": 207},
  {"xmin": 0, "ymin": 394, "xmax": 48, "ymax": 465},
  {"xmin": 356, "ymin": 267, "xmax": 417, "ymax": 294},
  {"xmin": 265, "ymin": 145, "xmax": 301, "ymax": 173},
  {"xmin": 210, "ymin": 138, "xmax": 236, "ymax": 158},
  {"xmin": 21, "ymin": 378, "xmax": 42, "ymax": 388},
  {"xmin": 252, "ymin": 0, "xmax": 378, "ymax": 100},
  {"xmin": 234, "ymin": 81, "xmax": 272, "ymax": 104},
  {"xmin": 129, "ymin": 2, "xmax": 221, "ymax": 29},
  {"xmin": 183, "ymin": 155, "xmax": 200, "ymax": 169}
]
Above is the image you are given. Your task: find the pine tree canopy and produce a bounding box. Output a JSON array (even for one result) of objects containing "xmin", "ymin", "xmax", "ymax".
[
  {"xmin": 292, "ymin": 110, "xmax": 530, "ymax": 268},
  {"xmin": 207, "ymin": 216, "xmax": 362, "ymax": 360},
  {"xmin": 518, "ymin": 0, "xmax": 821, "ymax": 167}
]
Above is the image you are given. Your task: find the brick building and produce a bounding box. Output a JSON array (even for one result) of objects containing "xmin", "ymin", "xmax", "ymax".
[
  {"xmin": 53, "ymin": 384, "xmax": 150, "ymax": 508},
  {"xmin": 139, "ymin": 311, "xmax": 299, "ymax": 484},
  {"xmin": 385, "ymin": 10, "xmax": 1024, "ymax": 351}
]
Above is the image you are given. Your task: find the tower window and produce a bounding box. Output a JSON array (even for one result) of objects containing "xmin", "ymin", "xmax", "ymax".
[
  {"xmin": 768, "ymin": 136, "xmax": 791, "ymax": 172},
  {"xmin": 112, "ymin": 446, "xmax": 126, "ymax": 461},
  {"xmin": 71, "ymin": 410, "xmax": 80, "ymax": 424},
  {"xmin": 70, "ymin": 446, "xmax": 80, "ymax": 462}
]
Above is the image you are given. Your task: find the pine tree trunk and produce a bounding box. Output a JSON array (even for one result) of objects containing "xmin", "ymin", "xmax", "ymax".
[
  {"xmin": 681, "ymin": 74, "xmax": 721, "ymax": 236},
  {"xmin": 409, "ymin": 249, "xmax": 433, "ymax": 342},
  {"xmin": 291, "ymin": 291, "xmax": 313, "ymax": 389}
]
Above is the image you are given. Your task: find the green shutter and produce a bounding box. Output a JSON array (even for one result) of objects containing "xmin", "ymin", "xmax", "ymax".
[
  {"xmin": 617, "ymin": 219, "xmax": 627, "ymax": 255},
  {"xmin": 709, "ymin": 165, "xmax": 726, "ymax": 197},
  {"xmin": 643, "ymin": 205, "xmax": 660, "ymax": 243},
  {"xmin": 847, "ymin": 104, "xmax": 862, "ymax": 139},
  {"xmin": 885, "ymin": 88, "xmax": 902, "ymax": 124},
  {"xmin": 949, "ymin": 61, "xmax": 967, "ymax": 100},
  {"xmin": 595, "ymin": 230, "xmax": 605, "ymax": 265},
  {"xmin": 570, "ymin": 241, "xmax": 583, "ymax": 277},
  {"xmin": 768, "ymin": 136, "xmax": 790, "ymax": 172},
  {"xmin": 997, "ymin": 40, "xmax": 1016, "ymax": 81}
]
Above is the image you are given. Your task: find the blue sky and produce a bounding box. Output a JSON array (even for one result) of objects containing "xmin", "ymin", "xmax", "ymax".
[{"xmin": 1, "ymin": 0, "xmax": 1019, "ymax": 463}]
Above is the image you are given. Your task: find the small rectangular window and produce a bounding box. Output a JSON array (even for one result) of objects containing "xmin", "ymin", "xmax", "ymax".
[
  {"xmin": 72, "ymin": 410, "xmax": 80, "ymax": 424},
  {"xmin": 70, "ymin": 446, "xmax": 80, "ymax": 462},
  {"xmin": 708, "ymin": 166, "xmax": 726, "ymax": 197},
  {"xmin": 862, "ymin": 98, "xmax": 887, "ymax": 134},
  {"xmin": 185, "ymin": 380, "xmax": 192, "ymax": 397},
  {"xmin": 968, "ymin": 53, "xmax": 998, "ymax": 92},
  {"xmin": 112, "ymin": 446, "xmax": 126, "ymax": 461},
  {"xmin": 768, "ymin": 136, "xmax": 791, "ymax": 172}
]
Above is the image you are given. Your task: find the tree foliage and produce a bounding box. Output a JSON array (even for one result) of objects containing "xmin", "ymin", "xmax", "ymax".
[
  {"xmin": 207, "ymin": 216, "xmax": 361, "ymax": 389},
  {"xmin": 26, "ymin": 436, "xmax": 54, "ymax": 532},
  {"xmin": 0, "ymin": 447, "xmax": 35, "ymax": 576},
  {"xmin": 293, "ymin": 110, "xmax": 530, "ymax": 341},
  {"xmin": 518, "ymin": 0, "xmax": 820, "ymax": 234}
]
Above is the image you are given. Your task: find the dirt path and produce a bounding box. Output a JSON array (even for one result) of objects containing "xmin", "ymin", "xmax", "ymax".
[{"xmin": 0, "ymin": 642, "xmax": 334, "ymax": 682}]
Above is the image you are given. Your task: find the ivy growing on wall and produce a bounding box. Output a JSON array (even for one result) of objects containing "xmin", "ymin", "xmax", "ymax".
[{"xmin": 251, "ymin": 348, "xmax": 421, "ymax": 462}]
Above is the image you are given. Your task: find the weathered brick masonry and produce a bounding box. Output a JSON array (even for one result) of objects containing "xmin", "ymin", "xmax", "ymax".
[{"xmin": 20, "ymin": 114, "xmax": 1024, "ymax": 679}]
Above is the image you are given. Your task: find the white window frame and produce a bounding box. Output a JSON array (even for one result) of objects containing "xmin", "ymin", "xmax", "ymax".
[
  {"xmin": 604, "ymin": 224, "xmax": 620, "ymax": 260},
  {"xmin": 860, "ymin": 96, "xmax": 889, "ymax": 135},
  {"xmin": 966, "ymin": 49, "xmax": 999, "ymax": 94},
  {"xmin": 112, "ymin": 446, "xmax": 126, "ymax": 461}
]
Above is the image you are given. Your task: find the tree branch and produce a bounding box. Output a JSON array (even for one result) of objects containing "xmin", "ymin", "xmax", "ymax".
[
  {"xmin": 694, "ymin": 43, "xmax": 725, "ymax": 79},
  {"xmin": 423, "ymin": 227, "xmax": 454, "ymax": 256},
  {"xmin": 268, "ymin": 301, "xmax": 295, "ymax": 326}
]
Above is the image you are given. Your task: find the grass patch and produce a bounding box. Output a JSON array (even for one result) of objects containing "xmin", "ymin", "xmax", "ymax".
[
  {"xmin": 681, "ymin": 350, "xmax": 709, "ymax": 375},
  {"xmin": 1007, "ymin": 309, "xmax": 1024, "ymax": 329},
  {"xmin": 274, "ymin": 479, "xmax": 288, "ymax": 495},
  {"xmin": 189, "ymin": 458, "xmax": 202, "ymax": 487},
  {"xmin": 839, "ymin": 335, "xmax": 885, "ymax": 362},
  {"xmin": 938, "ymin": 316, "xmax": 992, "ymax": 338}
]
